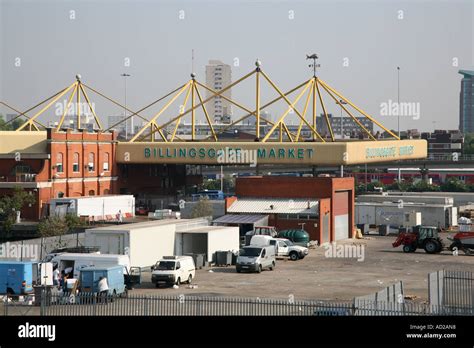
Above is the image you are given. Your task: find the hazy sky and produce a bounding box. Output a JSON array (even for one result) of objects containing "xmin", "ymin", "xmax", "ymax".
[{"xmin": 0, "ymin": 0, "xmax": 473, "ymax": 133}]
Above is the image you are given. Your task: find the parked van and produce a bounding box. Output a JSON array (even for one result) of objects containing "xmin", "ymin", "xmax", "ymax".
[
  {"xmin": 236, "ymin": 246, "xmax": 276, "ymax": 273},
  {"xmin": 51, "ymin": 253, "xmax": 131, "ymax": 279},
  {"xmin": 0, "ymin": 261, "xmax": 53, "ymax": 295},
  {"xmin": 250, "ymin": 235, "xmax": 308, "ymax": 260},
  {"xmin": 151, "ymin": 256, "xmax": 195, "ymax": 287},
  {"xmin": 79, "ymin": 265, "xmax": 127, "ymax": 297}
]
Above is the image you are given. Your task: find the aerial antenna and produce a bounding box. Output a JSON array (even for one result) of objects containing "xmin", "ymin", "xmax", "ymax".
[
  {"xmin": 306, "ymin": 53, "xmax": 320, "ymax": 77},
  {"xmin": 191, "ymin": 49, "xmax": 195, "ymax": 75}
]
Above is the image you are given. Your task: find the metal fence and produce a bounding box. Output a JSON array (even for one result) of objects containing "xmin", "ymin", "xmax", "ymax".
[
  {"xmin": 0, "ymin": 293, "xmax": 459, "ymax": 316},
  {"xmin": 429, "ymin": 270, "xmax": 474, "ymax": 310}
]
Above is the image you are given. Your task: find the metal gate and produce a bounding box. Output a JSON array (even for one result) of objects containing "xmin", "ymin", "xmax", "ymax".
[{"xmin": 429, "ymin": 270, "xmax": 474, "ymax": 314}]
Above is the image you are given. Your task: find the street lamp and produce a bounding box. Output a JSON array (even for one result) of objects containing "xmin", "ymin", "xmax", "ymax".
[
  {"xmin": 120, "ymin": 73, "xmax": 131, "ymax": 139},
  {"xmin": 397, "ymin": 67, "xmax": 400, "ymax": 138},
  {"xmin": 397, "ymin": 67, "xmax": 401, "ymax": 183}
]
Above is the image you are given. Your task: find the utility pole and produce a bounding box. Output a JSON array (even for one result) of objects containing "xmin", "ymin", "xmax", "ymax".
[{"xmin": 397, "ymin": 67, "xmax": 401, "ymax": 183}]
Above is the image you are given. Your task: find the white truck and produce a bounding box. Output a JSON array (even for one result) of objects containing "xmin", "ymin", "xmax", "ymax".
[
  {"xmin": 250, "ymin": 235, "xmax": 308, "ymax": 261},
  {"xmin": 49, "ymin": 195, "xmax": 135, "ymax": 220}
]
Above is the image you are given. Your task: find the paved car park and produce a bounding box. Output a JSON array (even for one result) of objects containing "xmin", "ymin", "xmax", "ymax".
[{"xmin": 132, "ymin": 233, "xmax": 474, "ymax": 301}]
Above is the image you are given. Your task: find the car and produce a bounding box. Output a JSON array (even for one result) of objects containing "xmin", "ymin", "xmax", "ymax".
[
  {"xmin": 136, "ymin": 206, "xmax": 150, "ymax": 215},
  {"xmin": 250, "ymin": 235, "xmax": 309, "ymax": 260}
]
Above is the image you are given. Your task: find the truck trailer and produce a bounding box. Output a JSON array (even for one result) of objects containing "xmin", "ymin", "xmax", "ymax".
[{"xmin": 49, "ymin": 195, "xmax": 135, "ymax": 220}]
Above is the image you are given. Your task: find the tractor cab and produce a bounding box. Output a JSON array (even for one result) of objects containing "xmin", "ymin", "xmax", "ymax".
[{"xmin": 413, "ymin": 225, "xmax": 439, "ymax": 239}]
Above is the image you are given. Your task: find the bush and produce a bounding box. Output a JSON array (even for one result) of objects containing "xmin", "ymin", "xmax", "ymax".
[
  {"xmin": 191, "ymin": 197, "xmax": 213, "ymax": 218},
  {"xmin": 38, "ymin": 216, "xmax": 69, "ymax": 237}
]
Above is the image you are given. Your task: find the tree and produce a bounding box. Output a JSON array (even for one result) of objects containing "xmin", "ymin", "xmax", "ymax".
[
  {"xmin": 441, "ymin": 178, "xmax": 468, "ymax": 192},
  {"xmin": 410, "ymin": 180, "xmax": 440, "ymax": 192},
  {"xmin": 201, "ymin": 175, "xmax": 235, "ymax": 193},
  {"xmin": 0, "ymin": 186, "xmax": 36, "ymax": 232},
  {"xmin": 37, "ymin": 214, "xmax": 84, "ymax": 237},
  {"xmin": 191, "ymin": 197, "xmax": 213, "ymax": 218},
  {"xmin": 37, "ymin": 216, "xmax": 69, "ymax": 237},
  {"xmin": 386, "ymin": 180, "xmax": 412, "ymax": 192},
  {"xmin": 463, "ymin": 133, "xmax": 474, "ymax": 155},
  {"xmin": 0, "ymin": 114, "xmax": 26, "ymax": 130}
]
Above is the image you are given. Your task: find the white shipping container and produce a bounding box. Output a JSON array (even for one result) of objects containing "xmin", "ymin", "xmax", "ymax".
[
  {"xmin": 85, "ymin": 220, "xmax": 177, "ymax": 268},
  {"xmin": 50, "ymin": 195, "xmax": 135, "ymax": 219}
]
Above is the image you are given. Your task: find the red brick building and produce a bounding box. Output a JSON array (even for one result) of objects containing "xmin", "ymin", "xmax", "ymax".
[
  {"xmin": 0, "ymin": 129, "xmax": 118, "ymax": 220},
  {"xmin": 226, "ymin": 176, "xmax": 355, "ymax": 243}
]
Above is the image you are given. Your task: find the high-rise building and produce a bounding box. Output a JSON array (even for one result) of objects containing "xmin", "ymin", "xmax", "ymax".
[
  {"xmin": 205, "ymin": 60, "xmax": 232, "ymax": 124},
  {"xmin": 107, "ymin": 115, "xmax": 127, "ymax": 133},
  {"xmin": 6, "ymin": 114, "xmax": 17, "ymax": 122},
  {"xmin": 459, "ymin": 70, "xmax": 474, "ymax": 134}
]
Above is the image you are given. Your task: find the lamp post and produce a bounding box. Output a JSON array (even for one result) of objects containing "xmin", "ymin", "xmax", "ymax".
[
  {"xmin": 120, "ymin": 73, "xmax": 131, "ymax": 139},
  {"xmin": 397, "ymin": 67, "xmax": 401, "ymax": 183}
]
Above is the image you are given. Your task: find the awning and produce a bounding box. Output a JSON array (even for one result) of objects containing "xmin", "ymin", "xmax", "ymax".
[
  {"xmin": 227, "ymin": 198, "xmax": 319, "ymax": 215},
  {"xmin": 213, "ymin": 214, "xmax": 268, "ymax": 224}
]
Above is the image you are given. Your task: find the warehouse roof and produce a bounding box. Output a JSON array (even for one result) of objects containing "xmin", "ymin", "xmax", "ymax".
[
  {"xmin": 227, "ymin": 198, "xmax": 318, "ymax": 214},
  {"xmin": 87, "ymin": 218, "xmax": 209, "ymax": 232},
  {"xmin": 213, "ymin": 214, "xmax": 268, "ymax": 224}
]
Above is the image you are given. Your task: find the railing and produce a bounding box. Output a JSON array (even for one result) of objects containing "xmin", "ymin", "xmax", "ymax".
[{"xmin": 6, "ymin": 293, "xmax": 464, "ymax": 316}]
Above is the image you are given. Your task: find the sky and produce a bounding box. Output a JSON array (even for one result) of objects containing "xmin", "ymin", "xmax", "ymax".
[{"xmin": 0, "ymin": 0, "xmax": 473, "ymax": 133}]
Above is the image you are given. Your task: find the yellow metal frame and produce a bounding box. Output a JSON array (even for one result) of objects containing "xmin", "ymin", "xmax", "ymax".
[{"xmin": 7, "ymin": 62, "xmax": 399, "ymax": 143}]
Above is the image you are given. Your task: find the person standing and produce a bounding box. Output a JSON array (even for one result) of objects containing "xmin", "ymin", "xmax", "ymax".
[
  {"xmin": 53, "ymin": 266, "xmax": 60, "ymax": 288},
  {"xmin": 98, "ymin": 276, "xmax": 109, "ymax": 304},
  {"xmin": 117, "ymin": 210, "xmax": 123, "ymax": 224}
]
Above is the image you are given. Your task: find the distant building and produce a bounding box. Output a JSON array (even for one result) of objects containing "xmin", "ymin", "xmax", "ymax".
[
  {"xmin": 108, "ymin": 115, "xmax": 127, "ymax": 133},
  {"xmin": 316, "ymin": 114, "xmax": 374, "ymax": 138},
  {"xmin": 6, "ymin": 114, "xmax": 17, "ymax": 122},
  {"xmin": 459, "ymin": 70, "xmax": 474, "ymax": 134},
  {"xmin": 421, "ymin": 130, "xmax": 464, "ymax": 158},
  {"xmin": 205, "ymin": 60, "xmax": 232, "ymax": 124}
]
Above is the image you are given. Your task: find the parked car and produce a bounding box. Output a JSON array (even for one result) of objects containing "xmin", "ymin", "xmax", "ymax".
[
  {"xmin": 136, "ymin": 206, "xmax": 150, "ymax": 215},
  {"xmin": 236, "ymin": 246, "xmax": 276, "ymax": 273},
  {"xmin": 250, "ymin": 235, "xmax": 308, "ymax": 260},
  {"xmin": 151, "ymin": 256, "xmax": 195, "ymax": 287}
]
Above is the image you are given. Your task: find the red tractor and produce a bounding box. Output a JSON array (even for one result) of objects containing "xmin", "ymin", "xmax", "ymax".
[{"xmin": 392, "ymin": 225, "xmax": 443, "ymax": 254}]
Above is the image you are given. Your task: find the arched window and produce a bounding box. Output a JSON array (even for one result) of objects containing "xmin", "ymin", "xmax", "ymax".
[
  {"xmin": 73, "ymin": 152, "xmax": 80, "ymax": 172},
  {"xmin": 57, "ymin": 191, "xmax": 64, "ymax": 198},
  {"xmin": 103, "ymin": 152, "xmax": 110, "ymax": 171},
  {"xmin": 56, "ymin": 153, "xmax": 64, "ymax": 173},
  {"xmin": 88, "ymin": 190, "xmax": 95, "ymax": 196},
  {"xmin": 88, "ymin": 153, "xmax": 95, "ymax": 172}
]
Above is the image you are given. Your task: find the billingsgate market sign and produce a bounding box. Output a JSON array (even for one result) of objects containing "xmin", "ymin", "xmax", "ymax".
[{"xmin": 116, "ymin": 139, "xmax": 427, "ymax": 165}]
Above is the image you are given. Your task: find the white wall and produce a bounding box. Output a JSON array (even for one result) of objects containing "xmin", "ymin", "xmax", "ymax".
[
  {"xmin": 128, "ymin": 224, "xmax": 175, "ymax": 268},
  {"xmin": 207, "ymin": 227, "xmax": 240, "ymax": 263},
  {"xmin": 355, "ymin": 204, "xmax": 455, "ymax": 228}
]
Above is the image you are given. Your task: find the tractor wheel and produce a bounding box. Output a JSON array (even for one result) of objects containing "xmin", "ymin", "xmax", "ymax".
[
  {"xmin": 424, "ymin": 240, "xmax": 440, "ymax": 254},
  {"xmin": 403, "ymin": 245, "xmax": 413, "ymax": 253}
]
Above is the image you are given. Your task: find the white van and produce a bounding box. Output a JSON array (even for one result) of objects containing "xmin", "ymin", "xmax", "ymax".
[
  {"xmin": 250, "ymin": 235, "xmax": 308, "ymax": 261},
  {"xmin": 151, "ymin": 256, "xmax": 195, "ymax": 287},
  {"xmin": 236, "ymin": 245, "xmax": 276, "ymax": 273},
  {"xmin": 51, "ymin": 253, "xmax": 131, "ymax": 279}
]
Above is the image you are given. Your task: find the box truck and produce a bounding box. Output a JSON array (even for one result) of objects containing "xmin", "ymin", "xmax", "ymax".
[{"xmin": 49, "ymin": 195, "xmax": 135, "ymax": 220}]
